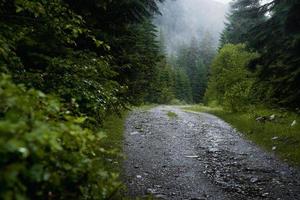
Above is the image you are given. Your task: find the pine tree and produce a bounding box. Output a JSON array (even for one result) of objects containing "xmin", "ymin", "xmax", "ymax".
[
  {"xmin": 220, "ymin": 0, "xmax": 264, "ymax": 47},
  {"xmin": 247, "ymin": 0, "xmax": 300, "ymax": 107}
]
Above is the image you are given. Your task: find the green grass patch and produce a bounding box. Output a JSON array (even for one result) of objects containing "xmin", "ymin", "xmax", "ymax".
[
  {"xmin": 185, "ymin": 105, "xmax": 300, "ymax": 166},
  {"xmin": 100, "ymin": 111, "xmax": 129, "ymax": 198},
  {"xmin": 167, "ymin": 111, "xmax": 178, "ymax": 119},
  {"xmin": 102, "ymin": 110, "xmax": 129, "ymax": 164},
  {"xmin": 134, "ymin": 104, "xmax": 158, "ymax": 111}
]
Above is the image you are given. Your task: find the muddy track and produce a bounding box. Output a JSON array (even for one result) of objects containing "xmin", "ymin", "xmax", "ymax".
[{"xmin": 123, "ymin": 106, "xmax": 300, "ymax": 200}]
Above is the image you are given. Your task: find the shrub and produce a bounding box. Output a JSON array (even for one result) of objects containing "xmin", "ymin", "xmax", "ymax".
[
  {"xmin": 0, "ymin": 75, "xmax": 120, "ymax": 200},
  {"xmin": 204, "ymin": 44, "xmax": 258, "ymax": 112}
]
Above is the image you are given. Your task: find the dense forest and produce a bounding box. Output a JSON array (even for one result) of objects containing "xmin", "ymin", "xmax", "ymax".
[
  {"xmin": 0, "ymin": 0, "xmax": 299, "ymax": 199},
  {"xmin": 207, "ymin": 0, "xmax": 300, "ymax": 110},
  {"xmin": 0, "ymin": 0, "xmax": 165, "ymax": 199}
]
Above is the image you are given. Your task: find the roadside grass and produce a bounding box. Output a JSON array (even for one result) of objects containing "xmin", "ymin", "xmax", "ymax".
[
  {"xmin": 167, "ymin": 111, "xmax": 178, "ymax": 119},
  {"xmin": 101, "ymin": 111, "xmax": 129, "ymax": 198},
  {"xmin": 101, "ymin": 108, "xmax": 157, "ymax": 199},
  {"xmin": 135, "ymin": 104, "xmax": 158, "ymax": 111},
  {"xmin": 102, "ymin": 111, "xmax": 128, "ymax": 154},
  {"xmin": 184, "ymin": 105, "xmax": 300, "ymax": 166}
]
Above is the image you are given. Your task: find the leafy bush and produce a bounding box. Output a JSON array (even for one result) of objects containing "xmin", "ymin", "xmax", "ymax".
[
  {"xmin": 0, "ymin": 75, "xmax": 120, "ymax": 200},
  {"xmin": 224, "ymin": 80, "xmax": 254, "ymax": 112},
  {"xmin": 205, "ymin": 44, "xmax": 258, "ymax": 112}
]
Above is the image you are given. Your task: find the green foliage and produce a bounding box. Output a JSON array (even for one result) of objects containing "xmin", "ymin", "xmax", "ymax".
[
  {"xmin": 0, "ymin": 75, "xmax": 120, "ymax": 199},
  {"xmin": 0, "ymin": 0, "xmax": 165, "ymax": 119},
  {"xmin": 247, "ymin": 1, "xmax": 300, "ymax": 108},
  {"xmin": 174, "ymin": 68, "xmax": 192, "ymax": 103},
  {"xmin": 205, "ymin": 44, "xmax": 258, "ymax": 112},
  {"xmin": 171, "ymin": 35, "xmax": 214, "ymax": 104},
  {"xmin": 144, "ymin": 60, "xmax": 175, "ymax": 104},
  {"xmin": 166, "ymin": 111, "xmax": 178, "ymax": 119},
  {"xmin": 221, "ymin": 0, "xmax": 300, "ymax": 109},
  {"xmin": 0, "ymin": 0, "xmax": 167, "ymax": 198},
  {"xmin": 220, "ymin": 0, "xmax": 264, "ymax": 47}
]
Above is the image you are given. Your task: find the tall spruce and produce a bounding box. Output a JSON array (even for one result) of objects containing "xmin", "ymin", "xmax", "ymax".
[
  {"xmin": 220, "ymin": 0, "xmax": 264, "ymax": 47},
  {"xmin": 248, "ymin": 0, "xmax": 300, "ymax": 108}
]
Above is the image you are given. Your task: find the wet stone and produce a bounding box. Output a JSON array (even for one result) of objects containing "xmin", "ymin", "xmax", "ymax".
[{"xmin": 250, "ymin": 177, "xmax": 259, "ymax": 183}]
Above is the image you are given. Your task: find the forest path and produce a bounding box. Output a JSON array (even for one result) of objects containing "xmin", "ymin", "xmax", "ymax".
[{"xmin": 123, "ymin": 106, "xmax": 300, "ymax": 200}]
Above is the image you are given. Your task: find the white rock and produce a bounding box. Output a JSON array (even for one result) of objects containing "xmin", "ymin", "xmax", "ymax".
[
  {"xmin": 270, "ymin": 114, "xmax": 276, "ymax": 120},
  {"xmin": 185, "ymin": 155, "xmax": 199, "ymax": 158},
  {"xmin": 291, "ymin": 120, "xmax": 296, "ymax": 127},
  {"xmin": 250, "ymin": 177, "xmax": 259, "ymax": 183},
  {"xmin": 272, "ymin": 146, "xmax": 277, "ymax": 151},
  {"xmin": 130, "ymin": 131, "xmax": 139, "ymax": 135},
  {"xmin": 136, "ymin": 175, "xmax": 142, "ymax": 179},
  {"xmin": 272, "ymin": 136, "xmax": 279, "ymax": 140}
]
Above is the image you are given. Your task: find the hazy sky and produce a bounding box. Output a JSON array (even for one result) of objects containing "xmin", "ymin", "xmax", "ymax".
[
  {"xmin": 155, "ymin": 0, "xmax": 228, "ymax": 54},
  {"xmin": 214, "ymin": 0, "xmax": 231, "ymax": 4}
]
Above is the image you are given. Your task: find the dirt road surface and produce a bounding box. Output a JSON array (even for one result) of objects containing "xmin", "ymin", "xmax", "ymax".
[{"xmin": 123, "ymin": 106, "xmax": 300, "ymax": 200}]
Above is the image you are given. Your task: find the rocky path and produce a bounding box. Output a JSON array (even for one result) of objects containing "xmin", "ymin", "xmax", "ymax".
[{"xmin": 123, "ymin": 106, "xmax": 300, "ymax": 200}]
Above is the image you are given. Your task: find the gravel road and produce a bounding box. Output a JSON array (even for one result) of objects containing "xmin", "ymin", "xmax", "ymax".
[{"xmin": 123, "ymin": 106, "xmax": 300, "ymax": 200}]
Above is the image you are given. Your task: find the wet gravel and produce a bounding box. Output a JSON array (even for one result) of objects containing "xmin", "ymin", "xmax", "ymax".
[{"xmin": 123, "ymin": 106, "xmax": 300, "ymax": 200}]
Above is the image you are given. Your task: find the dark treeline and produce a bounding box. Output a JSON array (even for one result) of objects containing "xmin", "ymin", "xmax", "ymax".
[
  {"xmin": 206, "ymin": 0, "xmax": 300, "ymax": 111},
  {"xmin": 0, "ymin": 0, "xmax": 166, "ymax": 199}
]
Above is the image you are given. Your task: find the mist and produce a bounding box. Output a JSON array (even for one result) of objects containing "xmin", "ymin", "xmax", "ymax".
[{"xmin": 154, "ymin": 0, "xmax": 229, "ymax": 54}]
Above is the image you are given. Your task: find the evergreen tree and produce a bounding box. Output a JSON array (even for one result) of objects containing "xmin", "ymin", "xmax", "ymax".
[
  {"xmin": 220, "ymin": 0, "xmax": 264, "ymax": 47},
  {"xmin": 247, "ymin": 0, "xmax": 300, "ymax": 108},
  {"xmin": 175, "ymin": 38, "xmax": 208, "ymax": 103},
  {"xmin": 174, "ymin": 68, "xmax": 193, "ymax": 103}
]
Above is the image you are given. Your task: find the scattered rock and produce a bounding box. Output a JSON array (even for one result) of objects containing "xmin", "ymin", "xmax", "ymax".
[
  {"xmin": 291, "ymin": 120, "xmax": 296, "ymax": 127},
  {"xmin": 185, "ymin": 155, "xmax": 199, "ymax": 158},
  {"xmin": 250, "ymin": 177, "xmax": 259, "ymax": 183},
  {"xmin": 272, "ymin": 136, "xmax": 279, "ymax": 140},
  {"xmin": 256, "ymin": 116, "xmax": 268, "ymax": 123},
  {"xmin": 262, "ymin": 192, "xmax": 269, "ymax": 197},
  {"xmin": 124, "ymin": 106, "xmax": 300, "ymax": 199},
  {"xmin": 134, "ymin": 125, "xmax": 142, "ymax": 129},
  {"xmin": 208, "ymin": 147, "xmax": 219, "ymax": 152},
  {"xmin": 146, "ymin": 188, "xmax": 157, "ymax": 194},
  {"xmin": 270, "ymin": 114, "xmax": 276, "ymax": 121},
  {"xmin": 272, "ymin": 146, "xmax": 277, "ymax": 151},
  {"xmin": 130, "ymin": 131, "xmax": 140, "ymax": 135}
]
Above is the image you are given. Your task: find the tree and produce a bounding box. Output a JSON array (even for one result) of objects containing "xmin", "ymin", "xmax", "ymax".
[
  {"xmin": 0, "ymin": 1, "xmax": 169, "ymax": 198},
  {"xmin": 174, "ymin": 38, "xmax": 209, "ymax": 103},
  {"xmin": 220, "ymin": 0, "xmax": 265, "ymax": 47},
  {"xmin": 205, "ymin": 44, "xmax": 258, "ymax": 112},
  {"xmin": 247, "ymin": 0, "xmax": 300, "ymax": 108},
  {"xmin": 174, "ymin": 68, "xmax": 193, "ymax": 103}
]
